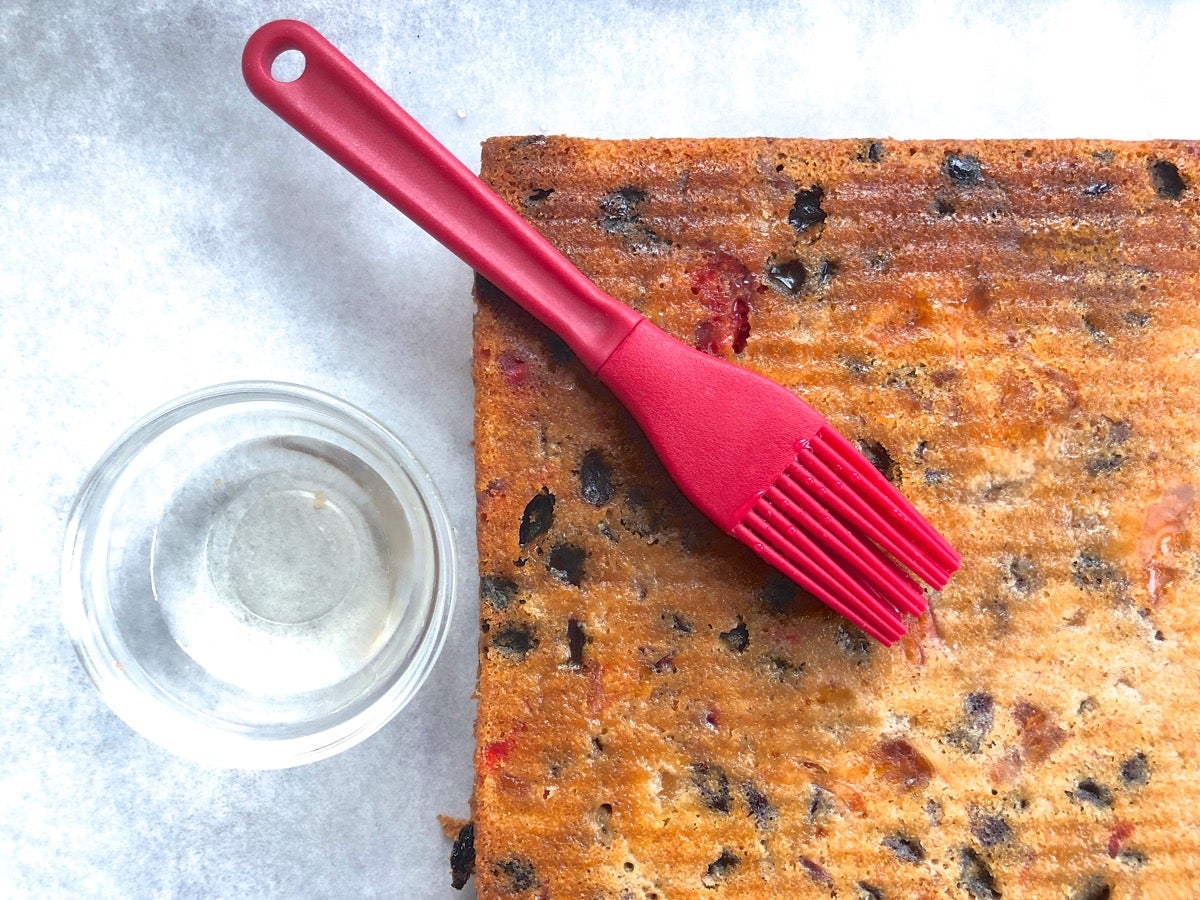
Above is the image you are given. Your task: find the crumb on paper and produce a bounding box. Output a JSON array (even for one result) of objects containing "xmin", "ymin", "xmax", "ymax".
[{"xmin": 437, "ymin": 813, "xmax": 468, "ymax": 839}]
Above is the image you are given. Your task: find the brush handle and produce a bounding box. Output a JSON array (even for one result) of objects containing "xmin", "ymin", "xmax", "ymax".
[{"xmin": 242, "ymin": 19, "xmax": 642, "ymax": 374}]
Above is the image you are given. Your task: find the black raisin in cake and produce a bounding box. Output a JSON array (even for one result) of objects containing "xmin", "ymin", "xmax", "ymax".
[{"xmin": 468, "ymin": 137, "xmax": 1200, "ymax": 898}]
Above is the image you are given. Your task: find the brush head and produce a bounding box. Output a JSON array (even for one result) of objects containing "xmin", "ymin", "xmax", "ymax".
[
  {"xmin": 597, "ymin": 319, "xmax": 960, "ymax": 644},
  {"xmin": 734, "ymin": 427, "xmax": 960, "ymax": 645}
]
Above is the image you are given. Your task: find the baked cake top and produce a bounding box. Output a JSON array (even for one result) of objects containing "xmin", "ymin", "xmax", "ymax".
[{"xmin": 469, "ymin": 137, "xmax": 1200, "ymax": 899}]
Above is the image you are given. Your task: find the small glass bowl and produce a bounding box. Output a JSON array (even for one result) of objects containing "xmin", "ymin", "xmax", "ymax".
[{"xmin": 62, "ymin": 382, "xmax": 455, "ymax": 769}]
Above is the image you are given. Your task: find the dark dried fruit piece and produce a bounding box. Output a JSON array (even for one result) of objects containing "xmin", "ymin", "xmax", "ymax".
[
  {"xmin": 859, "ymin": 141, "xmax": 884, "ymax": 163},
  {"xmin": 1084, "ymin": 418, "xmax": 1130, "ymax": 476},
  {"xmin": 598, "ymin": 186, "xmax": 665, "ymax": 251},
  {"xmin": 857, "ymin": 883, "xmax": 884, "ymax": 900},
  {"xmin": 1124, "ymin": 310, "xmax": 1151, "ymax": 328},
  {"xmin": 547, "ymin": 543, "xmax": 586, "ymax": 586},
  {"xmin": 1084, "ymin": 181, "xmax": 1112, "ymax": 197},
  {"xmin": 492, "ymin": 623, "xmax": 538, "ymax": 661},
  {"xmin": 1071, "ymin": 552, "xmax": 1122, "ymax": 591},
  {"xmin": 668, "ymin": 612, "xmax": 695, "ymax": 634},
  {"xmin": 1070, "ymin": 778, "xmax": 1114, "ymax": 808},
  {"xmin": 765, "ymin": 655, "xmax": 804, "ymax": 682},
  {"xmin": 788, "ymin": 186, "xmax": 827, "ymax": 233},
  {"xmin": 882, "ymin": 833, "xmax": 926, "ymax": 863},
  {"xmin": 1118, "ymin": 848, "xmax": 1148, "ymax": 868},
  {"xmin": 925, "ymin": 798, "xmax": 944, "ymax": 826},
  {"xmin": 836, "ymin": 622, "xmax": 872, "ymax": 660},
  {"xmin": 816, "ymin": 258, "xmax": 838, "ymax": 285},
  {"xmin": 579, "ymin": 449, "xmax": 615, "ymax": 506},
  {"xmin": 856, "ymin": 438, "xmax": 899, "ymax": 484},
  {"xmin": 743, "ymin": 781, "xmax": 777, "ymax": 829},
  {"xmin": 945, "ymin": 152, "xmax": 984, "ymax": 185},
  {"xmin": 964, "ymin": 692, "xmax": 996, "ymax": 731},
  {"xmin": 689, "ymin": 763, "xmax": 732, "ymax": 813},
  {"xmin": 620, "ymin": 487, "xmax": 666, "ymax": 542},
  {"xmin": 1082, "ymin": 314, "xmax": 1109, "ymax": 347},
  {"xmin": 947, "ymin": 692, "xmax": 995, "ymax": 754},
  {"xmin": 799, "ymin": 857, "xmax": 832, "ymax": 887},
  {"xmin": 450, "ymin": 821, "xmax": 475, "ymax": 890},
  {"xmin": 647, "ymin": 649, "xmax": 677, "ymax": 675},
  {"xmin": 1149, "ymin": 158, "xmax": 1186, "ymax": 199},
  {"xmin": 519, "ymin": 489, "xmax": 555, "ymax": 546},
  {"xmin": 760, "ymin": 573, "xmax": 801, "ymax": 613},
  {"xmin": 599, "ymin": 186, "xmax": 646, "ymax": 227},
  {"xmin": 1110, "ymin": 430, "xmax": 1142, "ymax": 465},
  {"xmin": 969, "ymin": 809, "xmax": 1013, "ymax": 847},
  {"xmin": 765, "ymin": 258, "xmax": 808, "ymax": 296},
  {"xmin": 808, "ymin": 784, "xmax": 835, "ymax": 823},
  {"xmin": 959, "ymin": 847, "xmax": 1001, "ymax": 899},
  {"xmin": 495, "ymin": 856, "xmax": 537, "ymax": 893},
  {"xmin": 1120, "ymin": 751, "xmax": 1150, "ymax": 787},
  {"xmin": 480, "ymin": 576, "xmax": 519, "ymax": 610},
  {"xmin": 1072, "ymin": 874, "xmax": 1113, "ymax": 900},
  {"xmin": 719, "ymin": 618, "xmax": 750, "ymax": 653},
  {"xmin": 1003, "ymin": 555, "xmax": 1039, "ymax": 595},
  {"xmin": 566, "ymin": 618, "xmax": 586, "ymax": 668},
  {"xmin": 843, "ymin": 355, "xmax": 874, "ymax": 376},
  {"xmin": 702, "ymin": 849, "xmax": 740, "ymax": 886},
  {"xmin": 693, "ymin": 320, "xmax": 722, "ymax": 356}
]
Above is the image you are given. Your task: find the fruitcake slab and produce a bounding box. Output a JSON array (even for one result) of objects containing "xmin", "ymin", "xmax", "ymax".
[{"xmin": 466, "ymin": 137, "xmax": 1200, "ymax": 898}]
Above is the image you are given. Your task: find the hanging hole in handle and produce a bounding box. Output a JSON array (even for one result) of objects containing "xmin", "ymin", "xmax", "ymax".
[{"xmin": 270, "ymin": 48, "xmax": 306, "ymax": 83}]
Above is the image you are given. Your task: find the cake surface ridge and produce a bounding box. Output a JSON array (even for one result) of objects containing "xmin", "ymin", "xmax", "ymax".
[{"xmin": 470, "ymin": 136, "xmax": 1200, "ymax": 898}]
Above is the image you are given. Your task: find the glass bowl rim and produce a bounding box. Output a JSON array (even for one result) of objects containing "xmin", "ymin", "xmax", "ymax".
[{"xmin": 61, "ymin": 380, "xmax": 456, "ymax": 769}]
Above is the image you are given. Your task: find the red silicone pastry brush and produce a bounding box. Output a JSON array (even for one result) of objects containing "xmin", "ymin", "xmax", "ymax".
[{"xmin": 242, "ymin": 20, "xmax": 961, "ymax": 645}]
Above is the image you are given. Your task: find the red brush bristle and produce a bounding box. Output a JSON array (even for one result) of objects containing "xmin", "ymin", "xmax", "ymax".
[
  {"xmin": 769, "ymin": 475, "xmax": 927, "ymax": 617},
  {"xmin": 810, "ymin": 426, "xmax": 961, "ymax": 581},
  {"xmin": 741, "ymin": 502, "xmax": 907, "ymax": 643},
  {"xmin": 732, "ymin": 517, "xmax": 905, "ymax": 645},
  {"xmin": 793, "ymin": 429, "xmax": 956, "ymax": 589},
  {"xmin": 727, "ymin": 423, "xmax": 966, "ymax": 644}
]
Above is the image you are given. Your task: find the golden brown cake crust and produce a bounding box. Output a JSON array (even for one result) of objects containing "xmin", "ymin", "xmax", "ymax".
[{"xmin": 471, "ymin": 137, "xmax": 1200, "ymax": 899}]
